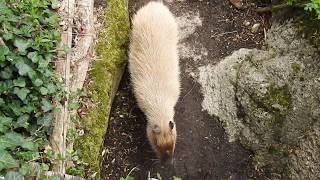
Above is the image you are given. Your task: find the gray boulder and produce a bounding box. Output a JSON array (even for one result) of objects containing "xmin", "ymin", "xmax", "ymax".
[{"xmin": 198, "ymin": 20, "xmax": 320, "ymax": 178}]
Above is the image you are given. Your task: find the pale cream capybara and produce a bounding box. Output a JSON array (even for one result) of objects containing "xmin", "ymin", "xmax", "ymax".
[{"xmin": 129, "ymin": 1, "xmax": 180, "ymax": 162}]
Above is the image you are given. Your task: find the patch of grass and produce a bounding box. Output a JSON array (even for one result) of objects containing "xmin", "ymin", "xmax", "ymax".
[{"xmin": 73, "ymin": 0, "xmax": 129, "ymax": 178}]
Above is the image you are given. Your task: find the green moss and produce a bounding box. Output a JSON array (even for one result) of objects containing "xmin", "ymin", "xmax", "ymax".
[
  {"xmin": 73, "ymin": 0, "xmax": 129, "ymax": 178},
  {"xmin": 247, "ymin": 83, "xmax": 293, "ymax": 175},
  {"xmin": 249, "ymin": 84, "xmax": 292, "ymax": 113},
  {"xmin": 291, "ymin": 63, "xmax": 301, "ymax": 79},
  {"xmin": 267, "ymin": 84, "xmax": 292, "ymax": 109},
  {"xmin": 233, "ymin": 63, "xmax": 241, "ymax": 72}
]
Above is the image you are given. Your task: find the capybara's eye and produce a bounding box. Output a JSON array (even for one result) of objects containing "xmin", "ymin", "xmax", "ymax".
[{"xmin": 169, "ymin": 121, "xmax": 174, "ymax": 130}]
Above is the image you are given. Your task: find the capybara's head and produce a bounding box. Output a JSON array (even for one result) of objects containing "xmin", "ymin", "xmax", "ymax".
[{"xmin": 147, "ymin": 120, "xmax": 177, "ymax": 162}]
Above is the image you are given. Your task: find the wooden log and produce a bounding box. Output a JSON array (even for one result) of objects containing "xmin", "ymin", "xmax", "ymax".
[
  {"xmin": 70, "ymin": 0, "xmax": 94, "ymax": 92},
  {"xmin": 45, "ymin": 172, "xmax": 85, "ymax": 180},
  {"xmin": 66, "ymin": 0, "xmax": 94, "ymax": 169},
  {"xmin": 50, "ymin": 0, "xmax": 95, "ymax": 176},
  {"xmin": 51, "ymin": 0, "xmax": 75, "ymax": 173}
]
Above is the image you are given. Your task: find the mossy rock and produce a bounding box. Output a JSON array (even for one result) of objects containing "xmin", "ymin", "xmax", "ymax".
[
  {"xmin": 73, "ymin": 0, "xmax": 129, "ymax": 179},
  {"xmin": 198, "ymin": 18, "xmax": 320, "ymax": 178}
]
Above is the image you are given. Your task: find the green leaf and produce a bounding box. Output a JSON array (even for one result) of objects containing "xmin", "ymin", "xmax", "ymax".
[
  {"xmin": 0, "ymin": 66, "xmax": 13, "ymax": 79},
  {"xmin": 19, "ymin": 163, "xmax": 32, "ymax": 176},
  {"xmin": 16, "ymin": 151, "xmax": 36, "ymax": 161},
  {"xmin": 8, "ymin": 100, "xmax": 23, "ymax": 116},
  {"xmin": 0, "ymin": 80, "xmax": 13, "ymax": 93},
  {"xmin": 14, "ymin": 39, "xmax": 30, "ymax": 54},
  {"xmin": 0, "ymin": 46, "xmax": 9, "ymax": 55},
  {"xmin": 0, "ymin": 45, "xmax": 9, "ymax": 61},
  {"xmin": 33, "ymin": 78, "xmax": 43, "ymax": 86},
  {"xmin": 0, "ymin": 132, "xmax": 36, "ymax": 151},
  {"xmin": 43, "ymin": 69, "xmax": 53, "ymax": 78},
  {"xmin": 77, "ymin": 89, "xmax": 87, "ymax": 97},
  {"xmin": 40, "ymin": 87, "xmax": 48, "ymax": 95},
  {"xmin": 21, "ymin": 140, "xmax": 37, "ymax": 151},
  {"xmin": 46, "ymin": 83, "xmax": 56, "ymax": 94},
  {"xmin": 0, "ymin": 136, "xmax": 17, "ymax": 150},
  {"xmin": 0, "ymin": 132, "xmax": 24, "ymax": 149},
  {"xmin": 0, "ymin": 150, "xmax": 19, "ymax": 171},
  {"xmin": 46, "ymin": 15, "xmax": 59, "ymax": 27},
  {"xmin": 0, "ymin": 116, "xmax": 12, "ymax": 133},
  {"xmin": 38, "ymin": 58, "xmax": 49, "ymax": 68},
  {"xmin": 27, "ymin": 69, "xmax": 37, "ymax": 81},
  {"xmin": 5, "ymin": 53, "xmax": 20, "ymax": 63},
  {"xmin": 13, "ymin": 87, "xmax": 30, "ymax": 100},
  {"xmin": 5, "ymin": 171, "xmax": 23, "ymax": 180},
  {"xmin": 27, "ymin": 51, "xmax": 42, "ymax": 63},
  {"xmin": 2, "ymin": 33, "xmax": 14, "ymax": 41},
  {"xmin": 37, "ymin": 113, "xmax": 53, "ymax": 127},
  {"xmin": 13, "ymin": 77, "xmax": 26, "ymax": 87},
  {"xmin": 48, "ymin": 176, "xmax": 60, "ymax": 180},
  {"xmin": 63, "ymin": 45, "xmax": 71, "ymax": 54},
  {"xmin": 16, "ymin": 114, "xmax": 30, "ymax": 128},
  {"xmin": 15, "ymin": 61, "xmax": 32, "ymax": 76},
  {"xmin": 173, "ymin": 176, "xmax": 182, "ymax": 180},
  {"xmin": 68, "ymin": 102, "xmax": 80, "ymax": 110},
  {"xmin": 41, "ymin": 99, "xmax": 53, "ymax": 112},
  {"xmin": 51, "ymin": 0, "xmax": 61, "ymax": 9},
  {"xmin": 40, "ymin": 163, "xmax": 49, "ymax": 172},
  {"xmin": 66, "ymin": 128, "xmax": 76, "ymax": 142}
]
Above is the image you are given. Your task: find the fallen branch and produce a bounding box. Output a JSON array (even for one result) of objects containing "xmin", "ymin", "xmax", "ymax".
[{"xmin": 256, "ymin": 3, "xmax": 305, "ymax": 13}]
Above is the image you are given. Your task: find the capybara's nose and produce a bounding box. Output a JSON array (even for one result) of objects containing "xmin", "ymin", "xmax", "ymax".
[{"xmin": 160, "ymin": 151, "xmax": 173, "ymax": 164}]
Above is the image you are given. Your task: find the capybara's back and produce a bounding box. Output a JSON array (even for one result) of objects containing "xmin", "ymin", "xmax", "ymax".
[{"xmin": 129, "ymin": 2, "xmax": 180, "ymax": 161}]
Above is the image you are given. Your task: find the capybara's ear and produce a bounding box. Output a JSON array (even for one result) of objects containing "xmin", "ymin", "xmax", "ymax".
[
  {"xmin": 153, "ymin": 125, "xmax": 161, "ymax": 134},
  {"xmin": 169, "ymin": 121, "xmax": 174, "ymax": 130}
]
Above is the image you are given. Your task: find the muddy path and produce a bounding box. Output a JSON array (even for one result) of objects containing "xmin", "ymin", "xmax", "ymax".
[{"xmin": 101, "ymin": 0, "xmax": 269, "ymax": 179}]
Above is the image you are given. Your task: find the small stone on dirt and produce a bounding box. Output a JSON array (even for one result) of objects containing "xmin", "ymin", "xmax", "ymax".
[
  {"xmin": 251, "ymin": 23, "xmax": 261, "ymax": 33},
  {"xmin": 243, "ymin": 20, "xmax": 250, "ymax": 26},
  {"xmin": 229, "ymin": 0, "xmax": 243, "ymax": 9}
]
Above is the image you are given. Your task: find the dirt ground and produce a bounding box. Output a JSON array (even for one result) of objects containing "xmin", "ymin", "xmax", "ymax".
[{"xmin": 100, "ymin": 0, "xmax": 270, "ymax": 179}]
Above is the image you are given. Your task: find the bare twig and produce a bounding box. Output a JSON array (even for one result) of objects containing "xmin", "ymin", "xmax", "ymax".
[
  {"xmin": 126, "ymin": 167, "xmax": 139, "ymax": 178},
  {"xmin": 181, "ymin": 82, "xmax": 196, "ymax": 101},
  {"xmin": 211, "ymin": 30, "xmax": 238, "ymax": 38}
]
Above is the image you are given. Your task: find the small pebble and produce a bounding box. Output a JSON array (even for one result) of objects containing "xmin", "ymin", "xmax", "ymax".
[
  {"xmin": 251, "ymin": 23, "xmax": 261, "ymax": 33},
  {"xmin": 243, "ymin": 20, "xmax": 250, "ymax": 26}
]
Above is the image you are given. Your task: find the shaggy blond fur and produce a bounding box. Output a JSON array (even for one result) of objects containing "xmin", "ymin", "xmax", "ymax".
[{"xmin": 129, "ymin": 1, "xmax": 180, "ymax": 161}]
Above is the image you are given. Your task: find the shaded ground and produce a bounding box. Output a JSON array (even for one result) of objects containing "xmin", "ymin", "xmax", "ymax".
[{"xmin": 100, "ymin": 0, "xmax": 269, "ymax": 179}]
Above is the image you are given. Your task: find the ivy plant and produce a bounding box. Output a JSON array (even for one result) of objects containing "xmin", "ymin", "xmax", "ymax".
[
  {"xmin": 0, "ymin": 0, "xmax": 63, "ymax": 178},
  {"xmin": 304, "ymin": 0, "xmax": 320, "ymax": 18}
]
